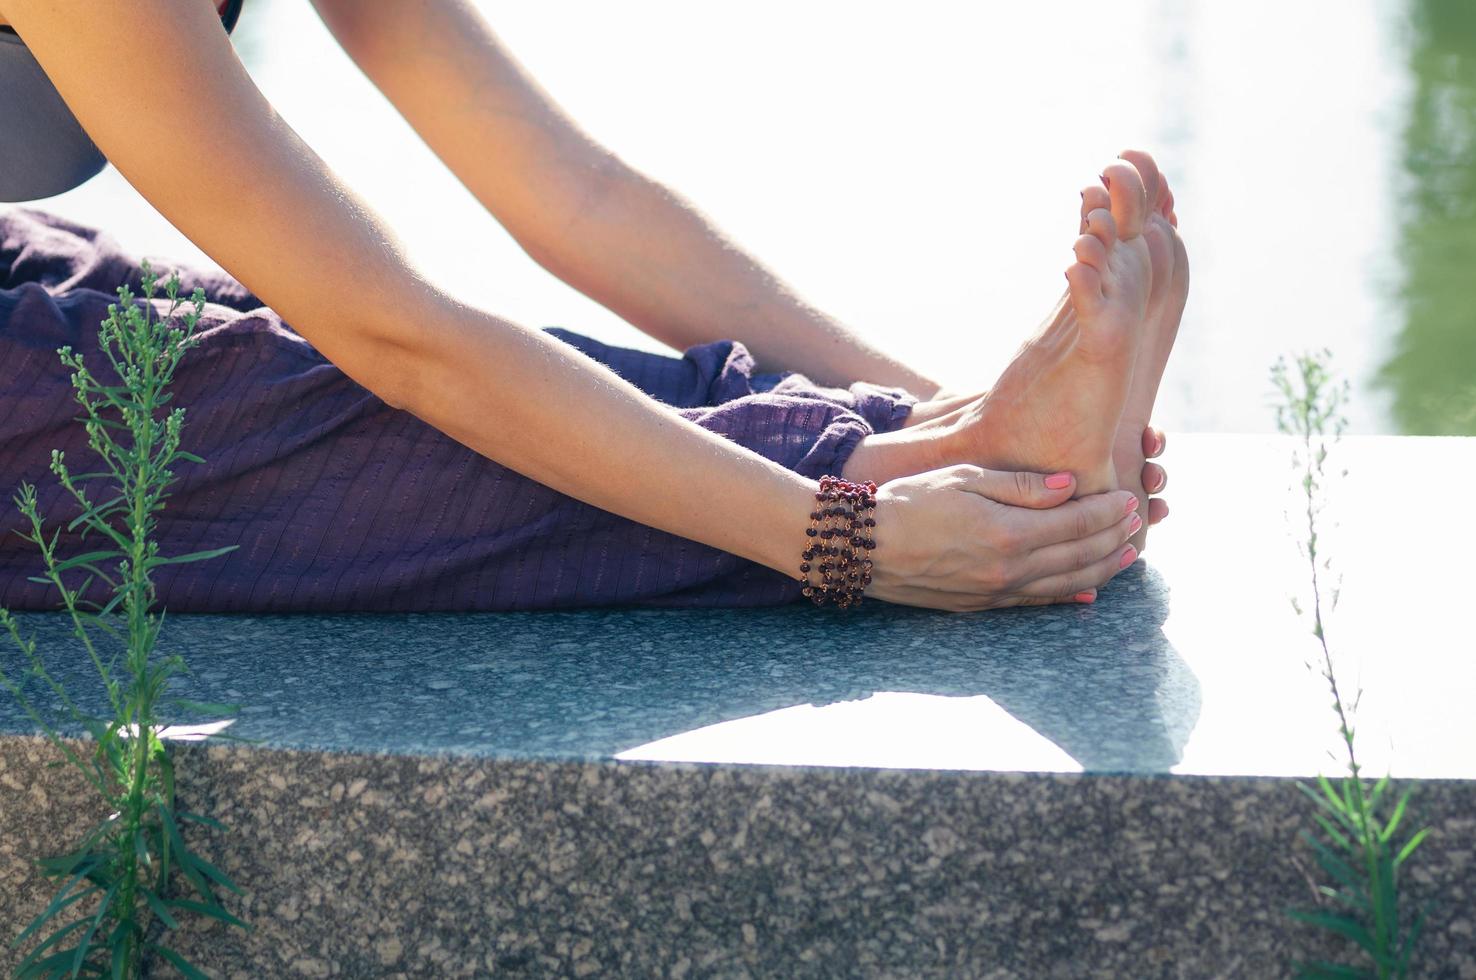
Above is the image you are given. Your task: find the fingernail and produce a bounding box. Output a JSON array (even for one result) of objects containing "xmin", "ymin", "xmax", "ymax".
[
  {"xmin": 1123, "ymin": 494, "xmax": 1140, "ymax": 516},
  {"xmin": 1044, "ymin": 472, "xmax": 1072, "ymax": 490},
  {"xmin": 1118, "ymin": 545, "xmax": 1139, "ymax": 569},
  {"xmin": 1129, "ymin": 513, "xmax": 1143, "ymax": 535},
  {"xmin": 1074, "ymin": 590, "xmax": 1096, "ymax": 604}
]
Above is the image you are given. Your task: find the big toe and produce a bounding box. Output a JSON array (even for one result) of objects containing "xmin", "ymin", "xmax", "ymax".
[
  {"xmin": 1117, "ymin": 149, "xmax": 1163, "ymax": 213},
  {"xmin": 1100, "ymin": 160, "xmax": 1148, "ymax": 240}
]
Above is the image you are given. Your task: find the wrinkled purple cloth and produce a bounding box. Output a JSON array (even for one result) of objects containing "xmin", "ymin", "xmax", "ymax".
[{"xmin": 0, "ymin": 208, "xmax": 915, "ymax": 611}]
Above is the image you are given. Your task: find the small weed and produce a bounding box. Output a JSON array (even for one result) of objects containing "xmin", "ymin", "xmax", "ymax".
[{"xmin": 0, "ymin": 265, "xmax": 248, "ymax": 978}]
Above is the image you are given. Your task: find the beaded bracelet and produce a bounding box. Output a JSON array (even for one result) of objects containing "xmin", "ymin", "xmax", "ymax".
[{"xmin": 800, "ymin": 475, "xmax": 878, "ymax": 608}]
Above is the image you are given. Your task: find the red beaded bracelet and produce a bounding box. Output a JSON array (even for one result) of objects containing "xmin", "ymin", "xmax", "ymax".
[{"xmin": 800, "ymin": 475, "xmax": 878, "ymax": 608}]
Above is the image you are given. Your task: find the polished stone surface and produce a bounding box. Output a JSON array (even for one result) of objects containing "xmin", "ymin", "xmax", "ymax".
[
  {"xmin": 4, "ymin": 435, "xmax": 1475, "ymax": 978},
  {"xmin": 1, "ymin": 435, "xmax": 1472, "ymax": 779}
]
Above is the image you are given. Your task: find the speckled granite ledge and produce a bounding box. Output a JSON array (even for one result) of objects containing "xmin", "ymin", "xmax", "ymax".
[{"xmin": 2, "ymin": 435, "xmax": 1474, "ymax": 977}]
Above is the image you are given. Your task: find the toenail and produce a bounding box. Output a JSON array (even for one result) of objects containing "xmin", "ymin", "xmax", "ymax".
[
  {"xmin": 1129, "ymin": 513, "xmax": 1143, "ymax": 535},
  {"xmin": 1119, "ymin": 546, "xmax": 1138, "ymax": 569},
  {"xmin": 1123, "ymin": 494, "xmax": 1140, "ymax": 516},
  {"xmin": 1100, "ymin": 174, "xmax": 1111, "ymax": 190}
]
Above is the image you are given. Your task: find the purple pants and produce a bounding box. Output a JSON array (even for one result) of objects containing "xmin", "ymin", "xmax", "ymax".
[{"xmin": 0, "ymin": 209, "xmax": 915, "ymax": 611}]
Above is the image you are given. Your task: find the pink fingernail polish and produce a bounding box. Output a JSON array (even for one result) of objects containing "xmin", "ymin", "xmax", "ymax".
[
  {"xmin": 1119, "ymin": 545, "xmax": 1138, "ymax": 569},
  {"xmin": 1074, "ymin": 591, "xmax": 1096, "ymax": 603},
  {"xmin": 1123, "ymin": 495, "xmax": 1140, "ymax": 516},
  {"xmin": 1129, "ymin": 513, "xmax": 1143, "ymax": 535},
  {"xmin": 1044, "ymin": 472, "xmax": 1072, "ymax": 490}
]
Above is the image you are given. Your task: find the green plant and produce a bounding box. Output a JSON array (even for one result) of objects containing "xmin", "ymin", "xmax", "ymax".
[
  {"xmin": 0, "ymin": 265, "xmax": 248, "ymax": 978},
  {"xmin": 1273, "ymin": 351, "xmax": 1430, "ymax": 979}
]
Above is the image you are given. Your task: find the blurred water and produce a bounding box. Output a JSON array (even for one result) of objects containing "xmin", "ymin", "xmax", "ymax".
[{"xmin": 27, "ymin": 0, "xmax": 1476, "ymax": 434}]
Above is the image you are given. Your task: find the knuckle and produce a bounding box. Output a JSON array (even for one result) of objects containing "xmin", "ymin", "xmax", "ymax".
[
  {"xmin": 992, "ymin": 521, "xmax": 1024, "ymax": 555},
  {"xmin": 978, "ymin": 559, "xmax": 1013, "ymax": 593},
  {"xmin": 1012, "ymin": 469, "xmax": 1035, "ymax": 501},
  {"xmin": 1074, "ymin": 507, "xmax": 1094, "ymax": 540}
]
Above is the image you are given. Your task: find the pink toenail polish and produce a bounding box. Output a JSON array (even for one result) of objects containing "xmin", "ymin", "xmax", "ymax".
[
  {"xmin": 1100, "ymin": 174, "xmax": 1111, "ymax": 190},
  {"xmin": 1119, "ymin": 545, "xmax": 1138, "ymax": 569},
  {"xmin": 1074, "ymin": 591, "xmax": 1096, "ymax": 604},
  {"xmin": 1044, "ymin": 472, "xmax": 1072, "ymax": 490},
  {"xmin": 1129, "ymin": 513, "xmax": 1143, "ymax": 535},
  {"xmin": 1123, "ymin": 494, "xmax": 1140, "ymax": 516}
]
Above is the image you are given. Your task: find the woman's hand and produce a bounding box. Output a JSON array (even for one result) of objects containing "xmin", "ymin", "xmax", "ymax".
[{"xmin": 867, "ymin": 466, "xmax": 1142, "ymax": 612}]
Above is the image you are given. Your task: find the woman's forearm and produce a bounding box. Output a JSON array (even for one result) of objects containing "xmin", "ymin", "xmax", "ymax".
[
  {"xmin": 399, "ymin": 293, "xmax": 820, "ymax": 577},
  {"xmin": 312, "ymin": 0, "xmax": 944, "ymax": 398},
  {"xmin": 517, "ymin": 162, "xmax": 947, "ymax": 398}
]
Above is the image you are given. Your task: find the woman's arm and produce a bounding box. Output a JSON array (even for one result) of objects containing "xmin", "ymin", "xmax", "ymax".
[
  {"xmin": 309, "ymin": 0, "xmax": 945, "ymax": 397},
  {"xmin": 3, "ymin": 0, "xmax": 1135, "ymax": 610}
]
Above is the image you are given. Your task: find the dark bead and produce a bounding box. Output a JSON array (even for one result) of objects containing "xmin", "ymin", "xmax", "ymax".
[
  {"xmin": 850, "ymin": 535, "xmax": 863, "ymax": 546},
  {"xmin": 809, "ymin": 512, "xmax": 821, "ymax": 521},
  {"xmin": 864, "ymin": 518, "xmax": 876, "ymax": 527},
  {"xmin": 805, "ymin": 527, "xmax": 817, "ymax": 537},
  {"xmin": 800, "ymin": 562, "xmax": 811, "ymax": 573},
  {"xmin": 819, "ymin": 529, "xmax": 832, "ymax": 539}
]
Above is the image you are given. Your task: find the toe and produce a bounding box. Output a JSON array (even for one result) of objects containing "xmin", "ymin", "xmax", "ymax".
[
  {"xmin": 1141, "ymin": 425, "xmax": 1166, "ymax": 458},
  {"xmin": 1065, "ymin": 261, "xmax": 1104, "ymax": 314},
  {"xmin": 1083, "ymin": 207, "xmax": 1117, "ymax": 248},
  {"xmin": 1141, "ymin": 461, "xmax": 1167, "ymax": 494},
  {"xmin": 1117, "ymin": 149, "xmax": 1162, "ymax": 212},
  {"xmin": 1100, "ymin": 160, "xmax": 1148, "ymax": 239},
  {"xmin": 1073, "ymin": 233, "xmax": 1108, "ymax": 271},
  {"xmin": 1147, "ymin": 497, "xmax": 1170, "ymax": 525},
  {"xmin": 1079, "ymin": 185, "xmax": 1111, "ymax": 232}
]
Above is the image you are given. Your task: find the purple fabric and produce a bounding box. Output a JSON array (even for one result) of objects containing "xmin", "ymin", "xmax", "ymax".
[{"xmin": 0, "ymin": 208, "xmax": 916, "ymax": 611}]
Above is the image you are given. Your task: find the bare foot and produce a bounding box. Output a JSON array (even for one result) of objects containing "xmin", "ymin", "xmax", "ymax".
[
  {"xmin": 843, "ymin": 161, "xmax": 1153, "ymax": 491},
  {"xmin": 947, "ymin": 160, "xmax": 1153, "ymax": 494},
  {"xmin": 1098, "ymin": 149, "xmax": 1189, "ymax": 550}
]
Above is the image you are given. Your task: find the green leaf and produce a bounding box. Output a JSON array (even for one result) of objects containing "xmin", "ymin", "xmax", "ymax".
[
  {"xmin": 1298, "ymin": 780, "xmax": 1359, "ymax": 835},
  {"xmin": 144, "ymin": 544, "xmax": 238, "ymax": 567},
  {"xmin": 175, "ymin": 811, "xmax": 226, "ymax": 832},
  {"xmin": 1305, "ymin": 834, "xmax": 1365, "ymax": 897},
  {"xmin": 1378, "ymin": 789, "xmax": 1410, "ymax": 843},
  {"xmin": 1394, "ymin": 827, "xmax": 1430, "ymax": 868},
  {"xmin": 183, "ymin": 848, "xmax": 245, "ymax": 896},
  {"xmin": 108, "ymin": 925, "xmax": 126, "ymax": 980},
  {"xmin": 1286, "ymin": 907, "xmax": 1377, "ymax": 954},
  {"xmin": 156, "ymin": 804, "xmax": 212, "ymax": 903},
  {"xmin": 148, "ymin": 945, "xmax": 210, "ymax": 980},
  {"xmin": 1309, "ymin": 812, "xmax": 1355, "ymax": 855},
  {"xmin": 68, "ymin": 880, "xmax": 117, "ymax": 978},
  {"xmin": 163, "ymin": 898, "xmax": 249, "ymax": 931},
  {"xmin": 1295, "ymin": 960, "xmax": 1375, "ymax": 979},
  {"xmin": 64, "ymin": 496, "xmax": 126, "ymax": 533},
  {"xmin": 13, "ymin": 917, "xmax": 91, "ymax": 975},
  {"xmin": 12, "ymin": 883, "xmax": 99, "ymax": 948},
  {"xmin": 166, "ymin": 698, "xmax": 240, "ymax": 717},
  {"xmin": 50, "ymin": 551, "xmax": 123, "ymax": 575},
  {"xmin": 140, "ymin": 887, "xmax": 180, "ymax": 930}
]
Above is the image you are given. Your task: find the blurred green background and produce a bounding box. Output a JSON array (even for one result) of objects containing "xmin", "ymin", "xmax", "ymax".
[{"xmin": 1379, "ymin": 0, "xmax": 1476, "ymax": 433}]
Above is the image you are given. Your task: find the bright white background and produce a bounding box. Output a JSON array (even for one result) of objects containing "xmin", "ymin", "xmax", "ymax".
[{"xmin": 34, "ymin": 0, "xmax": 1408, "ymax": 432}]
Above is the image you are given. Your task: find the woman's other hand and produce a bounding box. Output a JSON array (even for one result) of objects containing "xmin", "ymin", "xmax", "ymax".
[{"xmin": 867, "ymin": 466, "xmax": 1142, "ymax": 612}]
